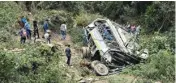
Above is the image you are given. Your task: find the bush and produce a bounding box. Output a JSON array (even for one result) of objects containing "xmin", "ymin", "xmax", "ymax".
[
  {"xmin": 33, "ymin": 10, "xmax": 75, "ymax": 34},
  {"xmin": 70, "ymin": 11, "xmax": 103, "ymax": 45},
  {"xmin": 75, "ymin": 11, "xmax": 103, "ymax": 26},
  {"xmin": 69, "ymin": 27, "xmax": 84, "ymax": 45},
  {"xmin": 0, "ymin": 51, "xmax": 16, "ymax": 82},
  {"xmin": 0, "ymin": 43, "xmax": 74, "ymax": 83},
  {"xmin": 0, "ymin": 2, "xmax": 22, "ymax": 29},
  {"xmin": 122, "ymin": 33, "xmax": 175, "ymax": 83},
  {"xmin": 0, "ymin": 2, "xmax": 24, "ymax": 49}
]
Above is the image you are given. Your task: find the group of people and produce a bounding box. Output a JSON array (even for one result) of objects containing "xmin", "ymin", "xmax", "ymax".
[
  {"xmin": 18, "ymin": 13, "xmax": 71, "ymax": 66},
  {"xmin": 18, "ymin": 14, "xmax": 32, "ymax": 44},
  {"xmin": 18, "ymin": 14, "xmax": 67, "ymax": 44}
]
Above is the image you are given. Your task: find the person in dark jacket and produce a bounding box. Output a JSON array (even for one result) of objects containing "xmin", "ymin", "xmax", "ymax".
[
  {"xmin": 33, "ymin": 20, "xmax": 40, "ymax": 39},
  {"xmin": 43, "ymin": 19, "xmax": 49, "ymax": 33},
  {"xmin": 65, "ymin": 45, "xmax": 71, "ymax": 66}
]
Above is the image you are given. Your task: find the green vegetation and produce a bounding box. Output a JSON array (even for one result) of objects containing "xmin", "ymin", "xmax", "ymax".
[
  {"xmin": 0, "ymin": 2, "xmax": 74, "ymax": 83},
  {"xmin": 0, "ymin": 43, "xmax": 73, "ymax": 83},
  {"xmin": 122, "ymin": 33, "xmax": 174, "ymax": 83},
  {"xmin": 0, "ymin": 1, "xmax": 175, "ymax": 83}
]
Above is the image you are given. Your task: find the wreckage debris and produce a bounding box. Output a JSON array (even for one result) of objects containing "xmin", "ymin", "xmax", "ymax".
[{"xmin": 81, "ymin": 18, "xmax": 149, "ymax": 75}]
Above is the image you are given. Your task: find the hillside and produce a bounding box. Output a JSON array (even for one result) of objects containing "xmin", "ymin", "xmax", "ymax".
[{"xmin": 0, "ymin": 1, "xmax": 175, "ymax": 83}]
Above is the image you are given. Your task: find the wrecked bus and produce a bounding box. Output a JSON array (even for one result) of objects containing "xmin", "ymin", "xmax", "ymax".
[{"xmin": 82, "ymin": 18, "xmax": 148, "ymax": 76}]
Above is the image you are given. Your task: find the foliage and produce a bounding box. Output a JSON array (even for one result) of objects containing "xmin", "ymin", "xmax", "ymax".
[
  {"xmin": 0, "ymin": 3, "xmax": 74, "ymax": 81},
  {"xmin": 0, "ymin": 1, "xmax": 175, "ymax": 83},
  {"xmin": 0, "ymin": 2, "xmax": 24, "ymax": 49},
  {"xmin": 122, "ymin": 33, "xmax": 175, "ymax": 83},
  {"xmin": 123, "ymin": 50, "xmax": 174, "ymax": 83},
  {"xmin": 25, "ymin": 1, "xmax": 175, "ymax": 34},
  {"xmin": 0, "ymin": 51, "xmax": 16, "ymax": 82},
  {"xmin": 69, "ymin": 27, "xmax": 84, "ymax": 45},
  {"xmin": 75, "ymin": 11, "xmax": 103, "ymax": 26},
  {"xmin": 33, "ymin": 10, "xmax": 75, "ymax": 34},
  {"xmin": 69, "ymin": 12, "xmax": 103, "ymax": 45},
  {"xmin": 141, "ymin": 2, "xmax": 175, "ymax": 33},
  {"xmin": 0, "ymin": 43, "xmax": 74, "ymax": 83},
  {"xmin": 0, "ymin": 2, "xmax": 22, "ymax": 31}
]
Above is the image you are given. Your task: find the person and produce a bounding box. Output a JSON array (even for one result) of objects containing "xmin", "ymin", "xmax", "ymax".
[
  {"xmin": 21, "ymin": 16, "xmax": 27, "ymax": 25},
  {"xmin": 65, "ymin": 45, "xmax": 71, "ymax": 66},
  {"xmin": 103, "ymin": 27, "xmax": 113, "ymax": 41},
  {"xmin": 44, "ymin": 30, "xmax": 51, "ymax": 44},
  {"xmin": 126, "ymin": 22, "xmax": 131, "ymax": 33},
  {"xmin": 135, "ymin": 25, "xmax": 140, "ymax": 35},
  {"xmin": 18, "ymin": 20, "xmax": 24, "ymax": 28},
  {"xmin": 135, "ymin": 25, "xmax": 141, "ymax": 41},
  {"xmin": 24, "ymin": 21, "xmax": 31, "ymax": 39},
  {"xmin": 33, "ymin": 20, "xmax": 40, "ymax": 39},
  {"xmin": 19, "ymin": 28, "xmax": 27, "ymax": 44},
  {"xmin": 60, "ymin": 22, "xmax": 67, "ymax": 40},
  {"xmin": 130, "ymin": 24, "xmax": 136, "ymax": 34},
  {"xmin": 43, "ymin": 19, "xmax": 49, "ymax": 33},
  {"xmin": 83, "ymin": 27, "xmax": 88, "ymax": 46}
]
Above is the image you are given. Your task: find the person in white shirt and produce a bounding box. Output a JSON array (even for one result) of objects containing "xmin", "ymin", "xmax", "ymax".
[
  {"xmin": 44, "ymin": 30, "xmax": 51, "ymax": 44},
  {"xmin": 60, "ymin": 22, "xmax": 67, "ymax": 40}
]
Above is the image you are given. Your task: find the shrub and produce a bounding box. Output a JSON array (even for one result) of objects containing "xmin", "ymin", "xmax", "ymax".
[
  {"xmin": 0, "ymin": 51, "xmax": 16, "ymax": 82},
  {"xmin": 70, "ymin": 12, "xmax": 104, "ymax": 45},
  {"xmin": 75, "ymin": 11, "xmax": 103, "ymax": 26},
  {"xmin": 0, "ymin": 43, "xmax": 74, "ymax": 83},
  {"xmin": 69, "ymin": 27, "xmax": 84, "ymax": 45},
  {"xmin": 122, "ymin": 33, "xmax": 175, "ymax": 83}
]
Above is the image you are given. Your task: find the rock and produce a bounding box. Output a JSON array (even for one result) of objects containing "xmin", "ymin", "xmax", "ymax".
[
  {"xmin": 76, "ymin": 77, "xmax": 83, "ymax": 81},
  {"xmin": 4, "ymin": 48, "xmax": 7, "ymax": 51},
  {"xmin": 79, "ymin": 78, "xmax": 95, "ymax": 83},
  {"xmin": 11, "ymin": 48, "xmax": 25, "ymax": 52},
  {"xmin": 93, "ymin": 80, "xmax": 109, "ymax": 83},
  {"xmin": 94, "ymin": 78, "xmax": 99, "ymax": 81},
  {"xmin": 56, "ymin": 42, "xmax": 63, "ymax": 46},
  {"xmin": 66, "ymin": 73, "xmax": 71, "ymax": 78},
  {"xmin": 80, "ymin": 59, "xmax": 90, "ymax": 67},
  {"xmin": 62, "ymin": 64, "xmax": 66, "ymax": 67},
  {"xmin": 79, "ymin": 80, "xmax": 86, "ymax": 83},
  {"xmin": 155, "ymin": 81, "xmax": 162, "ymax": 83},
  {"xmin": 47, "ymin": 44, "xmax": 54, "ymax": 47},
  {"xmin": 87, "ymin": 78, "xmax": 94, "ymax": 83},
  {"xmin": 35, "ymin": 39, "xmax": 44, "ymax": 42}
]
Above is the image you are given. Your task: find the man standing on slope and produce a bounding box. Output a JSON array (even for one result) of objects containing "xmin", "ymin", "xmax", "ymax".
[
  {"xmin": 24, "ymin": 20, "xmax": 31, "ymax": 40},
  {"xmin": 43, "ymin": 19, "xmax": 49, "ymax": 34},
  {"xmin": 44, "ymin": 30, "xmax": 51, "ymax": 44},
  {"xmin": 65, "ymin": 45, "xmax": 71, "ymax": 66},
  {"xmin": 33, "ymin": 20, "xmax": 40, "ymax": 39},
  {"xmin": 60, "ymin": 22, "xmax": 67, "ymax": 40}
]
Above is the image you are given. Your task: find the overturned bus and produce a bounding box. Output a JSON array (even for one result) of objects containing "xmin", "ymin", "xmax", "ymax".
[{"xmin": 81, "ymin": 18, "xmax": 148, "ymax": 76}]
